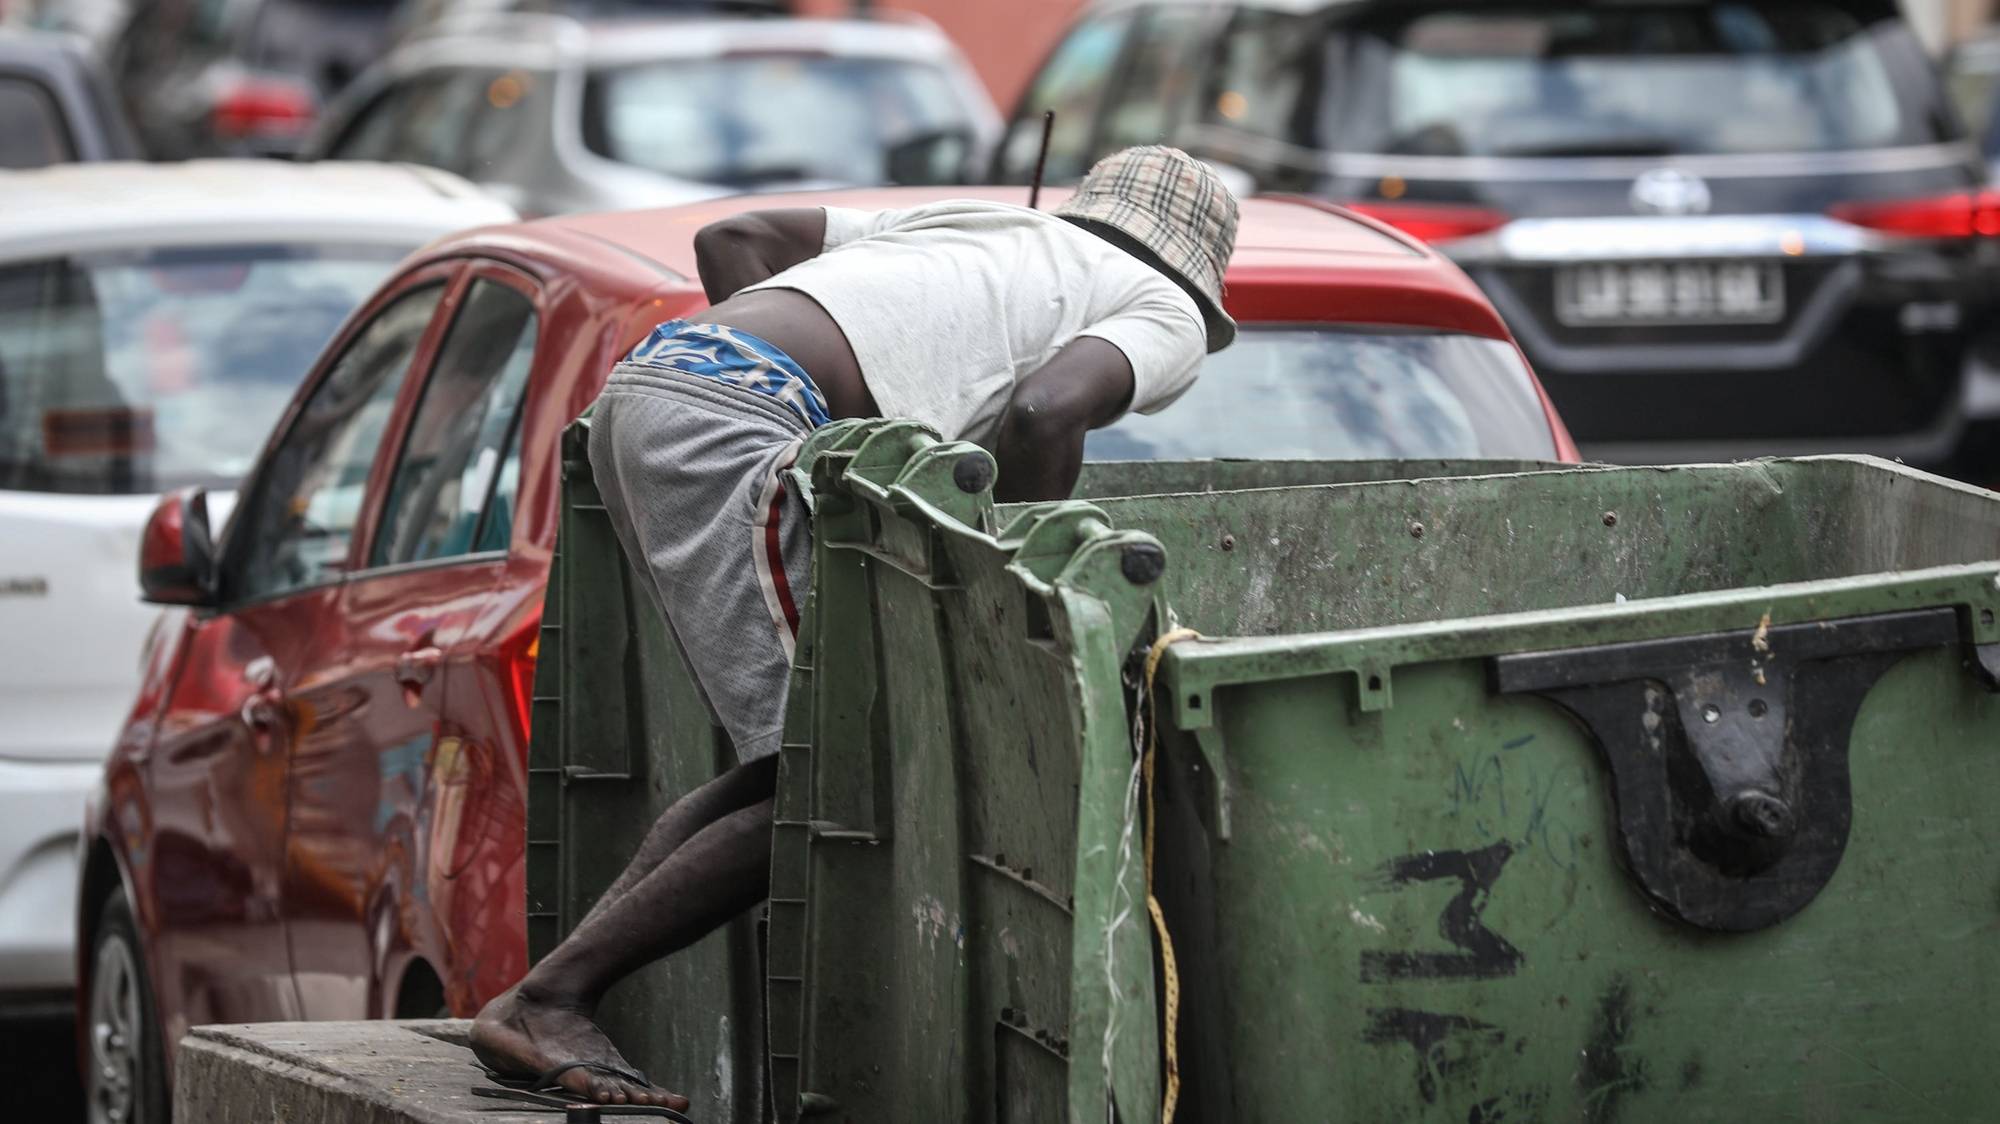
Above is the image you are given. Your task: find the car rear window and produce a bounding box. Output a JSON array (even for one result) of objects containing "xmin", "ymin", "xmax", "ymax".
[
  {"xmin": 1084, "ymin": 328, "xmax": 1558, "ymax": 462},
  {"xmin": 1256, "ymin": 2, "xmax": 1953, "ymax": 158},
  {"xmin": 583, "ymin": 55, "xmax": 972, "ymax": 188},
  {"xmin": 0, "ymin": 244, "xmax": 404, "ymax": 495},
  {"xmin": 0, "ymin": 75, "xmax": 74, "ymax": 168}
]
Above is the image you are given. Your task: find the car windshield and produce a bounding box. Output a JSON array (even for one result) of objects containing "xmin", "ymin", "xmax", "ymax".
[
  {"xmin": 1321, "ymin": 3, "xmax": 1946, "ymax": 157},
  {"xmin": 1085, "ymin": 328, "xmax": 1558, "ymax": 461},
  {"xmin": 584, "ymin": 55, "xmax": 971, "ymax": 187},
  {"xmin": 0, "ymin": 243, "xmax": 405, "ymax": 495}
]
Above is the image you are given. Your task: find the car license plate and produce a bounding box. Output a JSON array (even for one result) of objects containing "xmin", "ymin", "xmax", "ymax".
[{"xmin": 1555, "ymin": 261, "xmax": 1784, "ymax": 326}]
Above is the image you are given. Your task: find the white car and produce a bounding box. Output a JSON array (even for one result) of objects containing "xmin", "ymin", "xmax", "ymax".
[
  {"xmin": 0, "ymin": 159, "xmax": 511, "ymax": 1009},
  {"xmin": 301, "ymin": 11, "xmax": 1002, "ymax": 216}
]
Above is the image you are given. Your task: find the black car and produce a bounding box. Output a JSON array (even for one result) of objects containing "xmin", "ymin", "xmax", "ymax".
[
  {"xmin": 0, "ymin": 29, "xmax": 140, "ymax": 167},
  {"xmin": 998, "ymin": 0, "xmax": 1998, "ymax": 471},
  {"xmin": 108, "ymin": 0, "xmax": 397, "ymax": 159}
]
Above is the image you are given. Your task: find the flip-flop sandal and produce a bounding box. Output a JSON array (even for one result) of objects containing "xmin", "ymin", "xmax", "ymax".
[
  {"xmin": 472, "ymin": 1060, "xmax": 693, "ymax": 1122},
  {"xmin": 479, "ymin": 1058, "xmax": 656, "ymax": 1092},
  {"xmin": 470, "ymin": 1084, "xmax": 694, "ymax": 1120}
]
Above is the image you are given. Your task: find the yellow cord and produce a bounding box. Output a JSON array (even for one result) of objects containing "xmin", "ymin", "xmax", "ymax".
[{"xmin": 1143, "ymin": 628, "xmax": 1199, "ymax": 1124}]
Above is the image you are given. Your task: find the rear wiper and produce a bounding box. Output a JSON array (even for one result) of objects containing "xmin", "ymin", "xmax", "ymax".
[{"xmin": 1491, "ymin": 138, "xmax": 1680, "ymax": 158}]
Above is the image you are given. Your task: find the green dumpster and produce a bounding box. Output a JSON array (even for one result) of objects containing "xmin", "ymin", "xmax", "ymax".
[{"xmin": 530, "ymin": 418, "xmax": 2000, "ymax": 1122}]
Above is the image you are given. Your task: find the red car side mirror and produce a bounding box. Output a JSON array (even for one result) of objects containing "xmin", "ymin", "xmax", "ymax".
[{"xmin": 139, "ymin": 487, "xmax": 218, "ymax": 607}]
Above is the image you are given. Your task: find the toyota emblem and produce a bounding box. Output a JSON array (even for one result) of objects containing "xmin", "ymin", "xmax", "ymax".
[{"xmin": 1630, "ymin": 168, "xmax": 1712, "ymax": 216}]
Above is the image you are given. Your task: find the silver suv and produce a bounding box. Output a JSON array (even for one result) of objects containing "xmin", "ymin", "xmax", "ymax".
[{"xmin": 304, "ymin": 12, "xmax": 1000, "ymax": 216}]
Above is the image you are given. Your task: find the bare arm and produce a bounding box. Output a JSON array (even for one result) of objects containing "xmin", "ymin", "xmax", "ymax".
[
  {"xmin": 991, "ymin": 337, "xmax": 1136, "ymax": 503},
  {"xmin": 691, "ymin": 208, "xmax": 829, "ymax": 305}
]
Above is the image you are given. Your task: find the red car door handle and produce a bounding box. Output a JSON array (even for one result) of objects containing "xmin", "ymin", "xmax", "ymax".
[
  {"xmin": 240, "ymin": 690, "xmax": 287, "ymax": 752},
  {"xmin": 396, "ymin": 646, "xmax": 444, "ymax": 688},
  {"xmin": 239, "ymin": 656, "xmax": 286, "ymax": 751}
]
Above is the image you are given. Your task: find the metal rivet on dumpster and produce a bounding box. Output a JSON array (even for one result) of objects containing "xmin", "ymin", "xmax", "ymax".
[
  {"xmin": 1730, "ymin": 791, "xmax": 1796, "ymax": 839},
  {"xmin": 953, "ymin": 452, "xmax": 994, "ymax": 494},
  {"xmin": 1409, "ymin": 521, "xmax": 1425, "ymax": 538},
  {"xmin": 1602, "ymin": 511, "xmax": 1618, "ymax": 527},
  {"xmin": 1701, "ymin": 703, "xmax": 1721, "ymax": 723},
  {"xmin": 1748, "ymin": 698, "xmax": 1768, "ymax": 718},
  {"xmin": 1983, "ymin": 609, "xmax": 1996, "ymax": 628},
  {"xmin": 1120, "ymin": 542, "xmax": 1166, "ymax": 584},
  {"xmin": 1220, "ymin": 533, "xmax": 1236, "ymax": 551}
]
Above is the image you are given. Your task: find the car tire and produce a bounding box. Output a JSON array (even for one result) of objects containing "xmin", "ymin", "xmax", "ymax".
[{"xmin": 87, "ymin": 888, "xmax": 170, "ymax": 1124}]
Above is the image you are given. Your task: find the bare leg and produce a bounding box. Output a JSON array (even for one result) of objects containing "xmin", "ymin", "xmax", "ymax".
[
  {"xmin": 576, "ymin": 754, "xmax": 777, "ymax": 931},
  {"xmin": 472, "ymin": 794, "xmax": 776, "ymax": 1107}
]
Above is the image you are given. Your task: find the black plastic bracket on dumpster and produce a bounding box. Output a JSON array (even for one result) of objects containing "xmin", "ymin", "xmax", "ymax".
[{"xmin": 1491, "ymin": 607, "xmax": 1961, "ymax": 932}]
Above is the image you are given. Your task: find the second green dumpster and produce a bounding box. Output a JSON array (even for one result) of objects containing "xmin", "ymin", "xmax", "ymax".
[{"xmin": 532, "ymin": 418, "xmax": 2000, "ymax": 1122}]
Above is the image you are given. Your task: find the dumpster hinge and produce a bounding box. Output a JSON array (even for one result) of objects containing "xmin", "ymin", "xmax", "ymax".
[{"xmin": 1492, "ymin": 607, "xmax": 1957, "ymax": 932}]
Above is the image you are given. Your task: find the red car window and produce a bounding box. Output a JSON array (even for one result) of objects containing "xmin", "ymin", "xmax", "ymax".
[
  {"xmin": 228, "ymin": 283, "xmax": 444, "ymax": 602},
  {"xmin": 370, "ymin": 277, "xmax": 538, "ymax": 567}
]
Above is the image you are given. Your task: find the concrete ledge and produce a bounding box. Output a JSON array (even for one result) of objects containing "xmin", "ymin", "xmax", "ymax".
[{"xmin": 175, "ymin": 1019, "xmax": 548, "ymax": 1123}]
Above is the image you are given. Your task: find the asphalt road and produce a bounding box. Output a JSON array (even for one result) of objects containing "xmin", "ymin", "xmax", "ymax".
[{"xmin": 2, "ymin": 1013, "xmax": 85, "ymax": 1120}]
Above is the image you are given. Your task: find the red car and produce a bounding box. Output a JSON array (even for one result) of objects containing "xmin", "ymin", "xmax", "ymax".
[{"xmin": 76, "ymin": 187, "xmax": 1578, "ymax": 1123}]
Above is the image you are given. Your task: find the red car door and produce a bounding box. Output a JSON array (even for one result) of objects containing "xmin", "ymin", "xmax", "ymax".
[
  {"xmin": 276, "ymin": 265, "xmax": 545, "ymax": 1020},
  {"xmin": 139, "ymin": 272, "xmax": 454, "ymax": 1046}
]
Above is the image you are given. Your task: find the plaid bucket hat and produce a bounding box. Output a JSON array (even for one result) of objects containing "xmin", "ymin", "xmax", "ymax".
[{"xmin": 1054, "ymin": 146, "xmax": 1240, "ymax": 352}]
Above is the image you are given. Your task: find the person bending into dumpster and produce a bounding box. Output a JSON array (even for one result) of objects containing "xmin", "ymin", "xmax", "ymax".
[{"xmin": 470, "ymin": 146, "xmax": 1239, "ymax": 1109}]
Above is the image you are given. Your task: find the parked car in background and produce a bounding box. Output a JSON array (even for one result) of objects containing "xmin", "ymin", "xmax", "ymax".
[
  {"xmin": 80, "ymin": 184, "xmax": 1575, "ymax": 1123},
  {"xmin": 0, "ymin": 158, "xmax": 507, "ymax": 1039},
  {"xmin": 107, "ymin": 0, "xmax": 397, "ymax": 158},
  {"xmin": 11, "ymin": 0, "xmax": 132, "ymax": 59},
  {"xmin": 1946, "ymin": 26, "xmax": 2000, "ymax": 182},
  {"xmin": 389, "ymin": 0, "xmax": 783, "ymax": 42},
  {"xmin": 1943, "ymin": 27, "xmax": 2000, "ymax": 486},
  {"xmin": 302, "ymin": 13, "xmax": 1001, "ymax": 216},
  {"xmin": 0, "ymin": 29, "xmax": 140, "ymax": 167},
  {"xmin": 1001, "ymin": 0, "xmax": 1998, "ymax": 470}
]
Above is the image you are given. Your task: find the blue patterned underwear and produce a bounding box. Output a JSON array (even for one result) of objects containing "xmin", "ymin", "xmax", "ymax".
[{"xmin": 620, "ymin": 319, "xmax": 832, "ymax": 428}]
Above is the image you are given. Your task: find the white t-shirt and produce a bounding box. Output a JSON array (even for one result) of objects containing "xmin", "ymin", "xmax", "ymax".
[{"xmin": 741, "ymin": 199, "xmax": 1206, "ymax": 444}]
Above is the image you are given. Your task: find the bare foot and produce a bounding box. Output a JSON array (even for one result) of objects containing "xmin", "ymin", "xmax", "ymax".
[{"xmin": 471, "ymin": 984, "xmax": 690, "ymax": 1109}]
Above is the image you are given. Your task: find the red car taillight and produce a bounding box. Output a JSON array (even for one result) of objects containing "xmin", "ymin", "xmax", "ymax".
[
  {"xmin": 1828, "ymin": 189, "xmax": 2000, "ymax": 239},
  {"xmin": 499, "ymin": 611, "xmax": 542, "ymax": 745},
  {"xmin": 1342, "ymin": 201, "xmax": 1512, "ymax": 244},
  {"xmin": 211, "ymin": 76, "xmax": 315, "ymax": 140}
]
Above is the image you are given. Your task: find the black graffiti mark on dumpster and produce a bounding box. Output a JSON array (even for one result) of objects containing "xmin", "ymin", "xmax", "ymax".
[
  {"xmin": 1360, "ymin": 841, "xmax": 1524, "ymax": 982},
  {"xmin": 1362, "ymin": 1008, "xmax": 1508, "ymax": 1104},
  {"xmin": 1467, "ymin": 1087, "xmax": 1549, "ymax": 1123},
  {"xmin": 1578, "ymin": 974, "xmax": 1649, "ymax": 1123}
]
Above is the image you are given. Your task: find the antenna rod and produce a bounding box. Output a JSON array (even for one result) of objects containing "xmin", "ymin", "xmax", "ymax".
[{"xmin": 1028, "ymin": 109, "xmax": 1055, "ymax": 209}]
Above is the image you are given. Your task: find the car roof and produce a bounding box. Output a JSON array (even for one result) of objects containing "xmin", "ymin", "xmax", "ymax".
[
  {"xmin": 544, "ymin": 186, "xmax": 1410, "ymax": 271},
  {"xmin": 393, "ymin": 13, "xmax": 963, "ymax": 71},
  {"xmin": 501, "ymin": 186, "xmax": 1513, "ymax": 339},
  {"xmin": 0, "ymin": 160, "xmax": 516, "ymax": 259}
]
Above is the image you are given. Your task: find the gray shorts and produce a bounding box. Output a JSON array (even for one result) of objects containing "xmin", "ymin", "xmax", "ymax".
[{"xmin": 587, "ymin": 363, "xmax": 813, "ymax": 761}]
